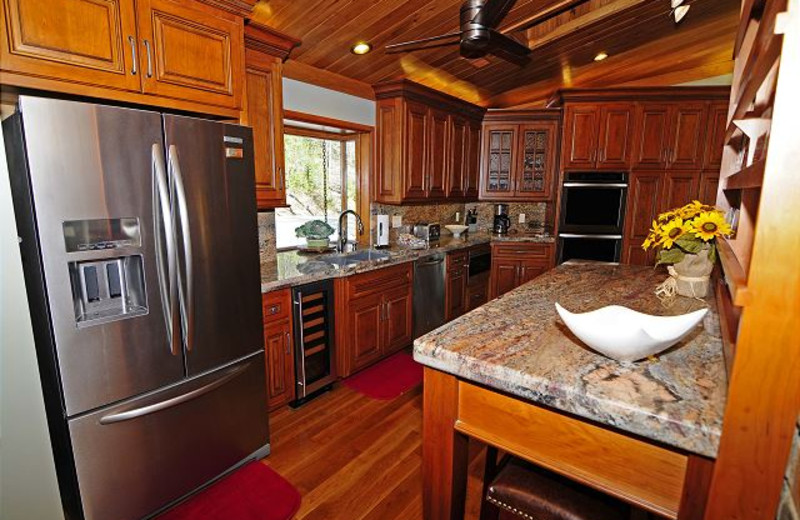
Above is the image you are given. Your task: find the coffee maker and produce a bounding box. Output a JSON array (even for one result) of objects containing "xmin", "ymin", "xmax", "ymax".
[{"xmin": 493, "ymin": 204, "xmax": 511, "ymax": 235}]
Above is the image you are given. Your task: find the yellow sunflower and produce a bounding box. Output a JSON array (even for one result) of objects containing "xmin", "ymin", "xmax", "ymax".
[
  {"xmin": 657, "ymin": 210, "xmax": 678, "ymax": 224},
  {"xmin": 689, "ymin": 211, "xmax": 731, "ymax": 241},
  {"xmin": 658, "ymin": 217, "xmax": 687, "ymax": 249}
]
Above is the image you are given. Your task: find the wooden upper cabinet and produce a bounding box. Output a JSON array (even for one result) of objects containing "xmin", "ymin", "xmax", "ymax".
[
  {"xmin": 516, "ymin": 122, "xmax": 557, "ymax": 200},
  {"xmin": 464, "ymin": 121, "xmax": 482, "ymax": 199},
  {"xmin": 404, "ymin": 100, "xmax": 429, "ymax": 201},
  {"xmin": 480, "ymin": 124, "xmax": 517, "ymax": 199},
  {"xmin": 427, "ymin": 107, "xmax": 449, "ymax": 199},
  {"xmin": 373, "ymin": 79, "xmax": 485, "ymax": 204},
  {"xmin": 447, "ymin": 116, "xmax": 467, "ymax": 199},
  {"xmin": 136, "ymin": 0, "xmax": 243, "ymax": 110},
  {"xmin": 632, "ymin": 103, "xmax": 671, "ymax": 169},
  {"xmin": 242, "ymin": 23, "xmax": 298, "ymax": 210},
  {"xmin": 596, "ymin": 103, "xmax": 634, "ymax": 169},
  {"xmin": 562, "ymin": 104, "xmax": 600, "ymax": 170},
  {"xmin": 1, "ymin": 0, "xmax": 140, "ymax": 91},
  {"xmin": 479, "ymin": 113, "xmax": 559, "ymax": 202},
  {"xmin": 703, "ymin": 101, "xmax": 729, "ymax": 171},
  {"xmin": 667, "ymin": 102, "xmax": 707, "ymax": 170}
]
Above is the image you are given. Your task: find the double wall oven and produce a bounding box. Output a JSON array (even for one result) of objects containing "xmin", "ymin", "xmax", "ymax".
[{"xmin": 558, "ymin": 172, "xmax": 628, "ymax": 263}]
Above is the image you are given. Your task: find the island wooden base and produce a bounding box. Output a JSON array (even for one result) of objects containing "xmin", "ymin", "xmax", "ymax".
[{"xmin": 422, "ymin": 367, "xmax": 714, "ymax": 520}]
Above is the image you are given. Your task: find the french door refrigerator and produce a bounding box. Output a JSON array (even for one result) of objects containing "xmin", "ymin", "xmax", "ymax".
[{"xmin": 4, "ymin": 96, "xmax": 269, "ymax": 520}]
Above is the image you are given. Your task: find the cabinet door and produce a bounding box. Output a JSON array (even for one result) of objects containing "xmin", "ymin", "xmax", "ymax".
[
  {"xmin": 699, "ymin": 171, "xmax": 720, "ymax": 205},
  {"xmin": 490, "ymin": 260, "xmax": 519, "ymax": 299},
  {"xmin": 667, "ymin": 103, "xmax": 707, "ymax": 170},
  {"xmin": 480, "ymin": 124, "xmax": 517, "ymax": 200},
  {"xmin": 562, "ymin": 104, "xmax": 599, "ymax": 170},
  {"xmin": 467, "ymin": 279, "xmax": 488, "ymax": 311},
  {"xmin": 383, "ymin": 285, "xmax": 413, "ymax": 355},
  {"xmin": 403, "ymin": 100, "xmax": 429, "ymax": 200},
  {"xmin": 703, "ymin": 101, "xmax": 728, "ymax": 171},
  {"xmin": 264, "ymin": 318, "xmax": 293, "ymax": 410},
  {"xmin": 662, "ymin": 170, "xmax": 701, "ymax": 210},
  {"xmin": 1, "ymin": 0, "xmax": 141, "ymax": 91},
  {"xmin": 244, "ymin": 59, "xmax": 285, "ymax": 209},
  {"xmin": 445, "ymin": 262, "xmax": 468, "ymax": 321},
  {"xmin": 632, "ymin": 103, "xmax": 671, "ymax": 170},
  {"xmin": 597, "ymin": 103, "xmax": 634, "ymax": 170},
  {"xmin": 376, "ymin": 100, "xmax": 402, "ymax": 203},
  {"xmin": 464, "ymin": 121, "xmax": 482, "ymax": 200},
  {"xmin": 136, "ymin": 0, "xmax": 243, "ymax": 109},
  {"xmin": 349, "ymin": 293, "xmax": 384, "ymax": 371},
  {"xmin": 621, "ymin": 171, "xmax": 663, "ymax": 265},
  {"xmin": 516, "ymin": 122, "xmax": 557, "ymax": 201},
  {"xmin": 447, "ymin": 116, "xmax": 467, "ymax": 199},
  {"xmin": 519, "ymin": 261, "xmax": 548, "ymax": 285},
  {"xmin": 427, "ymin": 107, "xmax": 448, "ymax": 199}
]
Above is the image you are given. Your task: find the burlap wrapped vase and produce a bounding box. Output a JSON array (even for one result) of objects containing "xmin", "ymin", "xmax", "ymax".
[{"xmin": 667, "ymin": 248, "xmax": 714, "ymax": 298}]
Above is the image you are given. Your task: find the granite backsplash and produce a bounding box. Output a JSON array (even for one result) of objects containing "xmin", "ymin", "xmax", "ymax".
[
  {"xmin": 258, "ymin": 211, "xmax": 276, "ymax": 265},
  {"xmin": 778, "ymin": 418, "xmax": 800, "ymax": 520}
]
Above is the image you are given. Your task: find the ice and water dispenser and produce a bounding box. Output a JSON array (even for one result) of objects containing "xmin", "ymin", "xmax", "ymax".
[{"xmin": 64, "ymin": 218, "xmax": 148, "ymax": 327}]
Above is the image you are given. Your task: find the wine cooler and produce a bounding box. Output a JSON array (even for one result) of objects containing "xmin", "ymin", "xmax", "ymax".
[{"xmin": 291, "ymin": 280, "xmax": 336, "ymax": 406}]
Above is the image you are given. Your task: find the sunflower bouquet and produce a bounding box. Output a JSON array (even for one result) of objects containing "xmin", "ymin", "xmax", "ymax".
[{"xmin": 642, "ymin": 201, "xmax": 732, "ymax": 266}]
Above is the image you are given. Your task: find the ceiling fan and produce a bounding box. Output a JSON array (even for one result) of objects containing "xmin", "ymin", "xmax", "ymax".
[{"xmin": 385, "ymin": 0, "xmax": 531, "ymax": 67}]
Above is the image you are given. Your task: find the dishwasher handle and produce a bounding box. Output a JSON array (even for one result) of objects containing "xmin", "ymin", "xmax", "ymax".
[{"xmin": 417, "ymin": 257, "xmax": 444, "ymax": 267}]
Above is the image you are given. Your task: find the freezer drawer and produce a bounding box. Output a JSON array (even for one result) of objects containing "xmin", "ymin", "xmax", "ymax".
[{"xmin": 68, "ymin": 352, "xmax": 269, "ymax": 520}]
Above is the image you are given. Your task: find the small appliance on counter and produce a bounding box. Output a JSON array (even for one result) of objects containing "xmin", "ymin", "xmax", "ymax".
[
  {"xmin": 492, "ymin": 204, "xmax": 511, "ymax": 235},
  {"xmin": 466, "ymin": 208, "xmax": 478, "ymax": 233},
  {"xmin": 375, "ymin": 214, "xmax": 390, "ymax": 248},
  {"xmin": 413, "ymin": 222, "xmax": 441, "ymax": 242}
]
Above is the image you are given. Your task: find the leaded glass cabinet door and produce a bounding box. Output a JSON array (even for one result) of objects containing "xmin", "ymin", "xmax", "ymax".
[
  {"xmin": 517, "ymin": 122, "xmax": 557, "ymax": 201},
  {"xmin": 480, "ymin": 124, "xmax": 517, "ymax": 199}
]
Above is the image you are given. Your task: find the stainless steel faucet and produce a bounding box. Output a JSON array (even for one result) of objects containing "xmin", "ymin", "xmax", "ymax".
[{"xmin": 337, "ymin": 210, "xmax": 365, "ymax": 253}]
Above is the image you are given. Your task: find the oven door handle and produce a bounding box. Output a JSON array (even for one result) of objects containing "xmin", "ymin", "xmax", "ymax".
[
  {"xmin": 562, "ymin": 182, "xmax": 628, "ymax": 188},
  {"xmin": 559, "ymin": 233, "xmax": 623, "ymax": 240}
]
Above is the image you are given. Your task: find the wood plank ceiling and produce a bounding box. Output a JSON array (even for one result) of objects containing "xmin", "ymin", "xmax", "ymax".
[{"xmin": 251, "ymin": 0, "xmax": 740, "ymax": 107}]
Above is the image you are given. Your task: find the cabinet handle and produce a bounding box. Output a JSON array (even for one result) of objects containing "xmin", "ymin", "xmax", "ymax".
[
  {"xmin": 128, "ymin": 36, "xmax": 138, "ymax": 75},
  {"xmin": 143, "ymin": 39, "xmax": 153, "ymax": 78},
  {"xmin": 285, "ymin": 332, "xmax": 290, "ymax": 355},
  {"xmin": 278, "ymin": 166, "xmax": 284, "ymax": 191}
]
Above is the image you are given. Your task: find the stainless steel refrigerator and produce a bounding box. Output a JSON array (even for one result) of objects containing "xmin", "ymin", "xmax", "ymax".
[{"xmin": 4, "ymin": 96, "xmax": 269, "ymax": 520}]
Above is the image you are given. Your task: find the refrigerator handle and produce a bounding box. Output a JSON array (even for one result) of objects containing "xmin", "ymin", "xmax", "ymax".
[
  {"xmin": 152, "ymin": 144, "xmax": 180, "ymax": 356},
  {"xmin": 98, "ymin": 362, "xmax": 250, "ymax": 425},
  {"xmin": 169, "ymin": 145, "xmax": 195, "ymax": 353}
]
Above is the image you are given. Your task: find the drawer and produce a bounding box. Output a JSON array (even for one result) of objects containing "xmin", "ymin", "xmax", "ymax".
[
  {"xmin": 448, "ymin": 250, "xmax": 469, "ymax": 267},
  {"xmin": 492, "ymin": 242, "xmax": 553, "ymax": 260},
  {"xmin": 262, "ymin": 289, "xmax": 291, "ymax": 323},
  {"xmin": 347, "ymin": 262, "xmax": 412, "ymax": 300}
]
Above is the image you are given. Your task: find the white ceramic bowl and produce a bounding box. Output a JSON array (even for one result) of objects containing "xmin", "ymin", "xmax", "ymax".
[
  {"xmin": 445, "ymin": 224, "xmax": 469, "ymax": 238},
  {"xmin": 554, "ymin": 303, "xmax": 708, "ymax": 362}
]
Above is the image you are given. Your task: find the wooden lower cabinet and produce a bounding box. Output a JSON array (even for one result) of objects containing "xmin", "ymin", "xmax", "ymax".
[
  {"xmin": 446, "ymin": 251, "xmax": 469, "ymax": 321},
  {"xmin": 490, "ymin": 243, "xmax": 555, "ymax": 298},
  {"xmin": 262, "ymin": 289, "xmax": 294, "ymax": 410},
  {"xmin": 336, "ymin": 263, "xmax": 413, "ymax": 378},
  {"xmin": 467, "ymin": 276, "xmax": 489, "ymax": 311}
]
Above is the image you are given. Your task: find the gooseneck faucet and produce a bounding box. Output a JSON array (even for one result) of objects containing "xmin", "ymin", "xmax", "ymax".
[{"xmin": 337, "ymin": 210, "xmax": 365, "ymax": 253}]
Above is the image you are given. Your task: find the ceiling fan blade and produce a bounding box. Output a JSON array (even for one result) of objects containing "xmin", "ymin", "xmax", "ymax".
[
  {"xmin": 471, "ymin": 0, "xmax": 518, "ymax": 29},
  {"xmin": 385, "ymin": 32, "xmax": 461, "ymax": 53},
  {"xmin": 485, "ymin": 29, "xmax": 530, "ymax": 66}
]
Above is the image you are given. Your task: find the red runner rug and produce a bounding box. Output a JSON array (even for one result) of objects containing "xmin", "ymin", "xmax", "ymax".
[
  {"xmin": 158, "ymin": 461, "xmax": 301, "ymax": 520},
  {"xmin": 343, "ymin": 351, "xmax": 423, "ymax": 400}
]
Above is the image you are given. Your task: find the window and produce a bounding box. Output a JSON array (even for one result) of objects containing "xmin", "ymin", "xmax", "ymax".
[{"xmin": 276, "ymin": 132, "xmax": 359, "ymax": 249}]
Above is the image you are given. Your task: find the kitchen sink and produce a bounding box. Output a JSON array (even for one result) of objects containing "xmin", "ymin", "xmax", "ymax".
[{"xmin": 320, "ymin": 250, "xmax": 391, "ymax": 267}]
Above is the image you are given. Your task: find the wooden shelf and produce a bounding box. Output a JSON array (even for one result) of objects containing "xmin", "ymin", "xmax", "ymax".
[
  {"xmin": 717, "ymin": 237, "xmax": 751, "ymax": 306},
  {"xmin": 734, "ymin": 0, "xmax": 767, "ymax": 57},
  {"xmin": 725, "ymin": 159, "xmax": 766, "ymax": 190}
]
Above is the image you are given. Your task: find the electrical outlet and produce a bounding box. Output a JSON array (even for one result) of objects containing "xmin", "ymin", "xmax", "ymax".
[
  {"xmin": 518, "ymin": 213, "xmax": 526, "ymax": 224},
  {"xmin": 391, "ymin": 215, "xmax": 402, "ymax": 228}
]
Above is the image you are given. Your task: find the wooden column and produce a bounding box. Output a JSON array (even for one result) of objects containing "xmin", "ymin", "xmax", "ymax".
[{"xmin": 422, "ymin": 368, "xmax": 469, "ymax": 520}]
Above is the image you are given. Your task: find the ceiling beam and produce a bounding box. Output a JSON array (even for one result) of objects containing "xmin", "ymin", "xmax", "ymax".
[
  {"xmin": 499, "ymin": 0, "xmax": 592, "ymax": 33},
  {"xmin": 283, "ymin": 60, "xmax": 376, "ymax": 100}
]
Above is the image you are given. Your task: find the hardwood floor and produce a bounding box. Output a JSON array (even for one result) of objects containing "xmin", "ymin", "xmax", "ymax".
[{"xmin": 262, "ymin": 382, "xmax": 487, "ymax": 520}]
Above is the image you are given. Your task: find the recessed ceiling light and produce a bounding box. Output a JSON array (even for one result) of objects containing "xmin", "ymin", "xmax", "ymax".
[
  {"xmin": 351, "ymin": 42, "xmax": 372, "ymax": 55},
  {"xmin": 594, "ymin": 52, "xmax": 609, "ymax": 62}
]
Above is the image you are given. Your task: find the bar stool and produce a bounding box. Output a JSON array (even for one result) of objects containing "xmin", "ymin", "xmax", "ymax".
[{"xmin": 480, "ymin": 447, "xmax": 636, "ymax": 520}]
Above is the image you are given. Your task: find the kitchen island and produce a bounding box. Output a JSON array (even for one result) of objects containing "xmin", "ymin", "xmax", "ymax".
[{"xmin": 413, "ymin": 263, "xmax": 726, "ymax": 520}]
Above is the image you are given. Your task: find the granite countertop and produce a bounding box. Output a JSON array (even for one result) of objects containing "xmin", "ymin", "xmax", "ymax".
[
  {"xmin": 413, "ymin": 263, "xmax": 727, "ymax": 458},
  {"xmin": 260, "ymin": 232, "xmax": 555, "ymax": 293}
]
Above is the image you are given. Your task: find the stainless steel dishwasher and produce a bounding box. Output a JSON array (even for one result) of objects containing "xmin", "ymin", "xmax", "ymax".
[{"xmin": 413, "ymin": 253, "xmax": 446, "ymax": 339}]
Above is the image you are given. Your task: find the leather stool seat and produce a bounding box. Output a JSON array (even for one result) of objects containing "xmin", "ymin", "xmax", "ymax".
[{"xmin": 485, "ymin": 457, "xmax": 630, "ymax": 520}]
